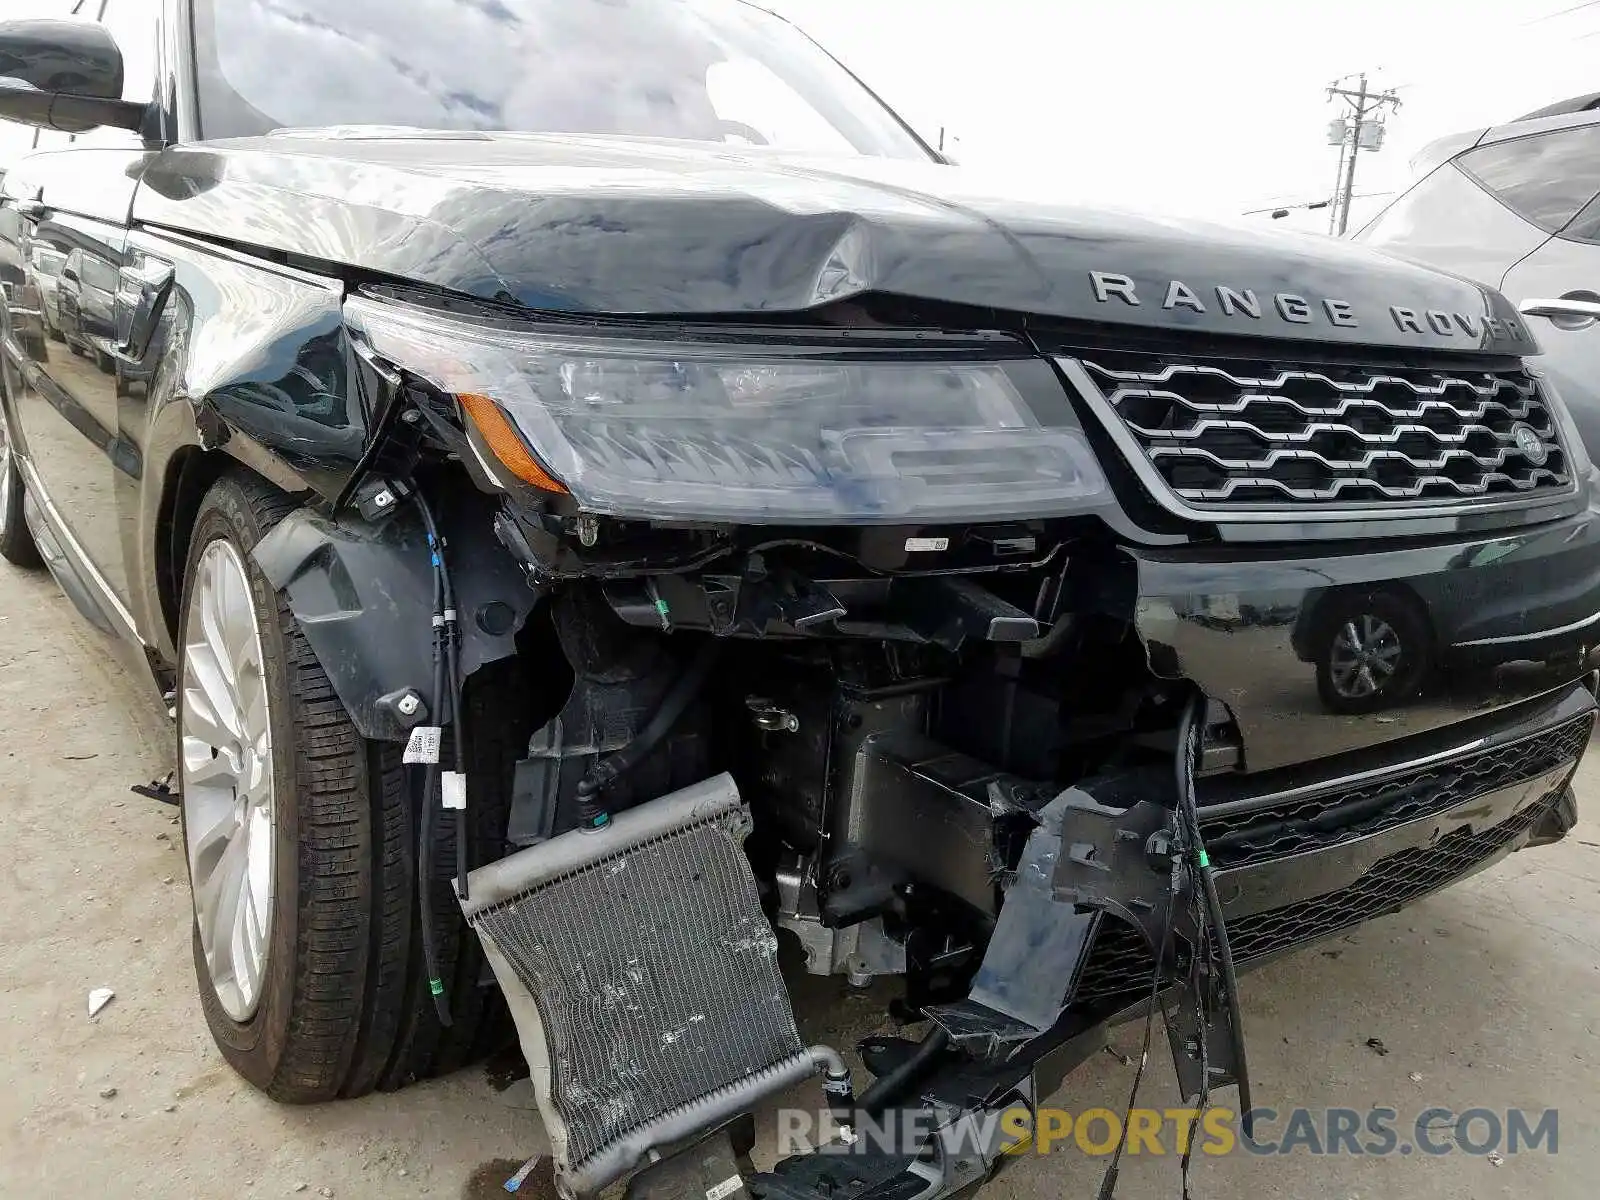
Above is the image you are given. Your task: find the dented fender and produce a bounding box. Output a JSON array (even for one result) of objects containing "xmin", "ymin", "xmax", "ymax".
[{"xmin": 253, "ymin": 498, "xmax": 540, "ymax": 741}]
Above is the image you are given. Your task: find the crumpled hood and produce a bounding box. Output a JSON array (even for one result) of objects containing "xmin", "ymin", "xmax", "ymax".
[{"xmin": 135, "ymin": 132, "xmax": 1534, "ymax": 354}]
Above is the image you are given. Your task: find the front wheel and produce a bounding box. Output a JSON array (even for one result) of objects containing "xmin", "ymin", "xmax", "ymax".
[
  {"xmin": 1312, "ymin": 591, "xmax": 1433, "ymax": 715},
  {"xmin": 177, "ymin": 472, "xmax": 506, "ymax": 1101}
]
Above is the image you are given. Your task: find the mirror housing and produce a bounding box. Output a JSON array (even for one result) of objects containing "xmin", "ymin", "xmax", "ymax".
[{"xmin": 0, "ymin": 20, "xmax": 147, "ymax": 135}]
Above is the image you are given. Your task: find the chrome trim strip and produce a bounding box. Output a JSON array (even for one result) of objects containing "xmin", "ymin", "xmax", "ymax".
[
  {"xmin": 17, "ymin": 456, "xmax": 140, "ymax": 640},
  {"xmin": 1055, "ymin": 355, "xmax": 1582, "ymax": 524},
  {"xmin": 1453, "ymin": 608, "xmax": 1600, "ymax": 648}
]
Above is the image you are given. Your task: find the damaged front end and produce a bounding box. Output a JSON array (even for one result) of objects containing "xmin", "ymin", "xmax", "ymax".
[{"xmin": 254, "ymin": 284, "xmax": 1598, "ymax": 1200}]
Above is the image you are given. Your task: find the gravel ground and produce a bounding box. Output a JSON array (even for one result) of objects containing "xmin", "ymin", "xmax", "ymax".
[{"xmin": 2, "ymin": 555, "xmax": 1597, "ymax": 1198}]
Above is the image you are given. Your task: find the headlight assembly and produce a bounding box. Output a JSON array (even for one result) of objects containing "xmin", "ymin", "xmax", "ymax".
[{"xmin": 346, "ymin": 293, "xmax": 1107, "ymax": 524}]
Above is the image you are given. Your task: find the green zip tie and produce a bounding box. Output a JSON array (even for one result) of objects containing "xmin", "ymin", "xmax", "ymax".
[
  {"xmin": 1197, "ymin": 848, "xmax": 1211, "ymax": 869},
  {"xmin": 429, "ymin": 977, "xmax": 445, "ymax": 996}
]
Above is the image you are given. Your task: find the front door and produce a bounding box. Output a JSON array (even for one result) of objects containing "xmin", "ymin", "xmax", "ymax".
[{"xmin": 4, "ymin": 151, "xmax": 142, "ymax": 612}]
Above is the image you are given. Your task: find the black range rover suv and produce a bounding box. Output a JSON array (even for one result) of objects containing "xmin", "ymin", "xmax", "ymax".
[{"xmin": 0, "ymin": 4, "xmax": 1597, "ymax": 1199}]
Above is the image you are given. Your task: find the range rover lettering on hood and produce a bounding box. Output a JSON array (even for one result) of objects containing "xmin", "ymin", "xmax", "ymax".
[{"xmin": 1088, "ymin": 270, "xmax": 1530, "ymax": 342}]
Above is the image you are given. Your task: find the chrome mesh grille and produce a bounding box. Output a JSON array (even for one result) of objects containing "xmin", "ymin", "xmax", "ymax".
[
  {"xmin": 1071, "ymin": 352, "xmax": 1569, "ymax": 509},
  {"xmin": 466, "ymin": 791, "xmax": 802, "ymax": 1173}
]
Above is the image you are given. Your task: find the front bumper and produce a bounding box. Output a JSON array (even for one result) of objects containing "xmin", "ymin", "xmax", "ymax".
[
  {"xmin": 1124, "ymin": 502, "xmax": 1600, "ymax": 772},
  {"xmin": 1074, "ymin": 679, "xmax": 1594, "ymax": 1010}
]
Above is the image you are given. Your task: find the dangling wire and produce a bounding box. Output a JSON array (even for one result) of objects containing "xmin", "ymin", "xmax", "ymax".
[
  {"xmin": 1173, "ymin": 691, "xmax": 1254, "ymax": 1195},
  {"xmin": 411, "ymin": 491, "xmax": 462, "ymax": 1027}
]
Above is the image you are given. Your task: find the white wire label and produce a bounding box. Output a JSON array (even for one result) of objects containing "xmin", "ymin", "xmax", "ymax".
[
  {"xmin": 441, "ymin": 770, "xmax": 468, "ymax": 810},
  {"xmin": 404, "ymin": 725, "xmax": 442, "ymax": 765}
]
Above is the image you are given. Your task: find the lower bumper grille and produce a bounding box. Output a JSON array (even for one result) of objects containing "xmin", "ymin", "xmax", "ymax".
[
  {"xmin": 1199, "ymin": 712, "xmax": 1593, "ymax": 869},
  {"xmin": 1075, "ymin": 784, "xmax": 1566, "ymax": 1005}
]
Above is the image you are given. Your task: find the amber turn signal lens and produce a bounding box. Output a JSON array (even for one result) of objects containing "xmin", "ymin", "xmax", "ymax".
[{"xmin": 457, "ymin": 392, "xmax": 569, "ymax": 493}]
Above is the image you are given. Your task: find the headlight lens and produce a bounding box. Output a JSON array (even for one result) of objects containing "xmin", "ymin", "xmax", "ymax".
[{"xmin": 347, "ymin": 295, "xmax": 1106, "ymax": 523}]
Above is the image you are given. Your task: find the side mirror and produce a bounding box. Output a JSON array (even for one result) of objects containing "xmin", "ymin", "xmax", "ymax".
[{"xmin": 0, "ymin": 20, "xmax": 146, "ymax": 135}]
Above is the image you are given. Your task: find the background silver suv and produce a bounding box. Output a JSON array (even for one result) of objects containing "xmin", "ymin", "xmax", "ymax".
[{"xmin": 1359, "ymin": 95, "xmax": 1600, "ymax": 457}]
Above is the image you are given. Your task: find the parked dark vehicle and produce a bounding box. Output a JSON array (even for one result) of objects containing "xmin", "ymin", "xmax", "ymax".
[
  {"xmin": 56, "ymin": 245, "xmax": 118, "ymax": 370},
  {"xmin": 29, "ymin": 243, "xmax": 67, "ymax": 341},
  {"xmin": 1, "ymin": 6, "xmax": 1597, "ymax": 1200}
]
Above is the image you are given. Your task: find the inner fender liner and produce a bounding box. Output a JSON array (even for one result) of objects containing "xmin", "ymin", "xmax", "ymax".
[{"xmin": 253, "ymin": 498, "xmax": 540, "ymax": 741}]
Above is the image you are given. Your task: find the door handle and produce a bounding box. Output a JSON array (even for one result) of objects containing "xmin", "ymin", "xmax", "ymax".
[
  {"xmin": 112, "ymin": 256, "xmax": 174, "ymax": 360},
  {"xmin": 1520, "ymin": 297, "xmax": 1600, "ymax": 323}
]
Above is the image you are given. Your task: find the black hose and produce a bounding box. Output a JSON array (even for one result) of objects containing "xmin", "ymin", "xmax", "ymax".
[
  {"xmin": 856, "ymin": 1026, "xmax": 950, "ymax": 1116},
  {"xmin": 574, "ymin": 638, "xmax": 721, "ymax": 828},
  {"xmin": 1174, "ymin": 693, "xmax": 1252, "ymax": 1136}
]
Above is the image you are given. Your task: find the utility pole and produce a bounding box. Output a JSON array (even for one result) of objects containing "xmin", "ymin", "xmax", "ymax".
[{"xmin": 1325, "ymin": 73, "xmax": 1401, "ymax": 236}]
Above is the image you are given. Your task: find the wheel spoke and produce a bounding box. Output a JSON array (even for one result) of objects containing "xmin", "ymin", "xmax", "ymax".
[
  {"xmin": 1342, "ymin": 620, "xmax": 1363, "ymax": 652},
  {"xmin": 181, "ymin": 740, "xmax": 238, "ymax": 790},
  {"xmin": 196, "ymin": 822, "xmax": 248, "ymax": 976},
  {"xmin": 184, "ymin": 643, "xmax": 243, "ymax": 752},
  {"xmin": 187, "ymin": 800, "xmax": 240, "ymax": 869}
]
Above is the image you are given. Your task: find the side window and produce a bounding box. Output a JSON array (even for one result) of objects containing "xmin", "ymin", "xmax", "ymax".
[
  {"xmin": 63, "ymin": 0, "xmax": 160, "ymax": 148},
  {"xmin": 1456, "ymin": 125, "xmax": 1600, "ymax": 234}
]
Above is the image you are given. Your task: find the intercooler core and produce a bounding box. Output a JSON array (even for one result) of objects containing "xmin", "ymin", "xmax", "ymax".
[{"xmin": 461, "ymin": 775, "xmax": 838, "ymax": 1197}]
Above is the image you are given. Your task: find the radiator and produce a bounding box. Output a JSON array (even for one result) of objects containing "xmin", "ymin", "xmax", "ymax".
[{"xmin": 462, "ymin": 775, "xmax": 834, "ymax": 1197}]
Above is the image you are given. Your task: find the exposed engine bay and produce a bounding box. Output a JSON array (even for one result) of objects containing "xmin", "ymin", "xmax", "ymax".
[{"xmin": 466, "ymin": 541, "xmax": 1238, "ymax": 1200}]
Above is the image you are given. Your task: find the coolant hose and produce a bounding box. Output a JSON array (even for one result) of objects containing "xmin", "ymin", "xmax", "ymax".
[
  {"xmin": 857, "ymin": 1026, "xmax": 951, "ymax": 1116},
  {"xmin": 575, "ymin": 638, "xmax": 721, "ymax": 826}
]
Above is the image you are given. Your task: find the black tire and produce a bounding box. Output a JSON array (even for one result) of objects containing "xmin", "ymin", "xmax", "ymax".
[
  {"xmin": 0, "ymin": 403, "xmax": 41, "ymax": 568},
  {"xmin": 179, "ymin": 471, "xmax": 510, "ymax": 1101},
  {"xmin": 1311, "ymin": 590, "xmax": 1433, "ymax": 715}
]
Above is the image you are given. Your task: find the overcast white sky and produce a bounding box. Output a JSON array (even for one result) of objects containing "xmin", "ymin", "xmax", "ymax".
[
  {"xmin": 773, "ymin": 0, "xmax": 1600, "ymax": 231},
  {"xmin": 5, "ymin": 0, "xmax": 1600, "ymax": 235}
]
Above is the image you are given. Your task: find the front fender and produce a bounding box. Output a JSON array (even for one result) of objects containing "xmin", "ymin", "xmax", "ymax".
[{"xmin": 253, "ymin": 495, "xmax": 540, "ymax": 741}]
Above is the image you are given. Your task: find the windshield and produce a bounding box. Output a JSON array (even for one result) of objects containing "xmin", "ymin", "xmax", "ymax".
[{"xmin": 192, "ymin": 0, "xmax": 932, "ymax": 160}]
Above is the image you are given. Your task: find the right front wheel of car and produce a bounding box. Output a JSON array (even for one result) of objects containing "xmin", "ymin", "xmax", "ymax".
[{"xmin": 176, "ymin": 471, "xmax": 506, "ymax": 1100}]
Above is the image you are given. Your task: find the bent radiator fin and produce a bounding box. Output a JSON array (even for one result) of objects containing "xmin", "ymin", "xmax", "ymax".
[{"xmin": 462, "ymin": 775, "xmax": 813, "ymax": 1197}]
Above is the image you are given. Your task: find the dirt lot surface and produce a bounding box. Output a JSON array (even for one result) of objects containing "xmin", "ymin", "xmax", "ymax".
[{"xmin": 3, "ymin": 557, "xmax": 1598, "ymax": 1199}]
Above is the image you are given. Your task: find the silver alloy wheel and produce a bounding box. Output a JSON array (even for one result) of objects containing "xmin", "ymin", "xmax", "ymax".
[
  {"xmin": 180, "ymin": 538, "xmax": 276, "ymax": 1022},
  {"xmin": 1327, "ymin": 614, "xmax": 1403, "ymax": 700}
]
